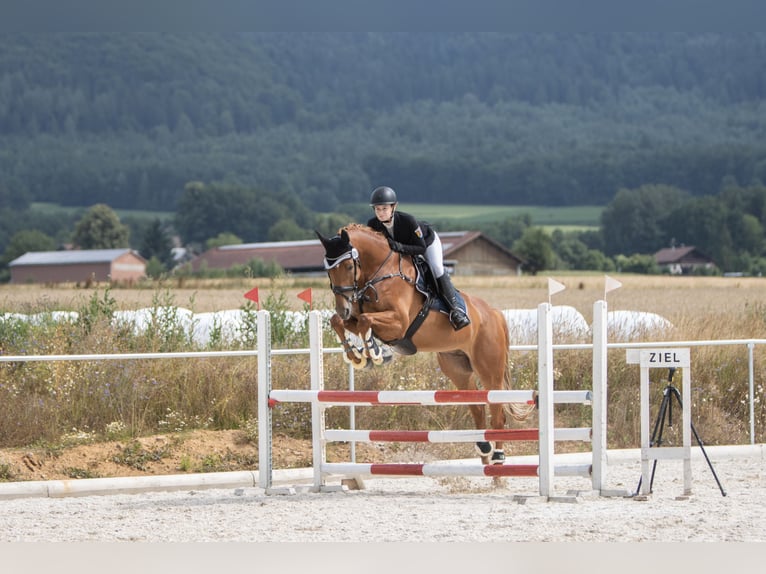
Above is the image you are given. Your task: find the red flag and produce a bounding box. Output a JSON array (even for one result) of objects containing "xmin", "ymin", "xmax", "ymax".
[
  {"xmin": 297, "ymin": 287, "xmax": 312, "ymax": 308},
  {"xmin": 244, "ymin": 286, "xmax": 260, "ymax": 309}
]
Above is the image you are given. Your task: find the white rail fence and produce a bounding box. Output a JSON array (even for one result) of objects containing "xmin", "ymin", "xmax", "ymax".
[{"xmin": 261, "ymin": 305, "xmax": 597, "ymax": 496}]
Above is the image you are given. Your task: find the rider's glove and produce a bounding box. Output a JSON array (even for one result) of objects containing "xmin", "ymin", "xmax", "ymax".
[{"xmin": 387, "ymin": 238, "xmax": 405, "ymax": 252}]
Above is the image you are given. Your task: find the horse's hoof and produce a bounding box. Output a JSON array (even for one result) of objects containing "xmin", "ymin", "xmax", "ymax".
[
  {"xmin": 364, "ymin": 346, "xmax": 383, "ymax": 361},
  {"xmin": 341, "ymin": 351, "xmax": 368, "ymax": 370}
]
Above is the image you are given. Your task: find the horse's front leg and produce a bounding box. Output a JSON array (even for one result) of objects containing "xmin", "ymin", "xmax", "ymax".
[
  {"xmin": 354, "ymin": 311, "xmax": 408, "ymax": 365},
  {"xmin": 330, "ymin": 314, "xmax": 368, "ymax": 369},
  {"xmin": 352, "ymin": 315, "xmax": 386, "ymax": 365}
]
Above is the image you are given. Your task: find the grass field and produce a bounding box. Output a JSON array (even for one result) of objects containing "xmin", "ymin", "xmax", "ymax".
[
  {"xmin": 398, "ymin": 203, "xmax": 603, "ymax": 228},
  {"xmin": 33, "ymin": 201, "xmax": 602, "ymax": 230},
  {"xmin": 2, "ymin": 273, "xmax": 763, "ymax": 327}
]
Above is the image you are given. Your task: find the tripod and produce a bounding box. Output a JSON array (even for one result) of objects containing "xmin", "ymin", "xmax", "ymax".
[{"xmin": 635, "ymin": 368, "xmax": 726, "ymax": 497}]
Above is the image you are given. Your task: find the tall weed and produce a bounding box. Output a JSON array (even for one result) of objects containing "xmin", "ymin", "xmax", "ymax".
[{"xmin": 0, "ymin": 284, "xmax": 764, "ymax": 454}]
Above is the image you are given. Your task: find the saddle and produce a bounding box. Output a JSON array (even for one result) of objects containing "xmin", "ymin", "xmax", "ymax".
[{"xmin": 385, "ymin": 256, "xmax": 467, "ymax": 355}]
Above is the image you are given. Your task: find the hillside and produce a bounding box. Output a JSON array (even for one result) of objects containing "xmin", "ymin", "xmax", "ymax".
[{"xmin": 1, "ymin": 33, "xmax": 765, "ymax": 213}]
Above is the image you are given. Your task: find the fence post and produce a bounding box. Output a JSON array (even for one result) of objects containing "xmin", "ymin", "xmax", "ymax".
[
  {"xmin": 257, "ymin": 310, "xmax": 272, "ymax": 489},
  {"xmin": 748, "ymin": 342, "xmax": 755, "ymax": 445},
  {"xmin": 591, "ymin": 300, "xmax": 607, "ymax": 493},
  {"xmin": 309, "ymin": 310, "xmax": 326, "ymax": 491},
  {"xmin": 537, "ymin": 302, "xmax": 554, "ymax": 498}
]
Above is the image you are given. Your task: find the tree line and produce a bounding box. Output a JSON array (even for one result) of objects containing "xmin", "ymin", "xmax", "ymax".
[
  {"xmin": 0, "ymin": 33, "xmax": 764, "ymax": 213},
  {"xmin": 4, "ymin": 180, "xmax": 766, "ymax": 280}
]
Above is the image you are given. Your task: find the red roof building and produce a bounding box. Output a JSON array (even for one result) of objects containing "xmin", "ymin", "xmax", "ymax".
[
  {"xmin": 9, "ymin": 249, "xmax": 147, "ymax": 284},
  {"xmin": 190, "ymin": 231, "xmax": 524, "ymax": 276}
]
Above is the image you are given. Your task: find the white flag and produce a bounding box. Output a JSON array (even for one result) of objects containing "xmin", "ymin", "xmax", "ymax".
[
  {"xmin": 604, "ymin": 275, "xmax": 622, "ymax": 294},
  {"xmin": 548, "ymin": 277, "xmax": 566, "ymax": 297}
]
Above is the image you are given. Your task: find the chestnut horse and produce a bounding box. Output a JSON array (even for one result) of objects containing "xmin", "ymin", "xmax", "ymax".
[{"xmin": 316, "ymin": 224, "xmax": 533, "ymax": 465}]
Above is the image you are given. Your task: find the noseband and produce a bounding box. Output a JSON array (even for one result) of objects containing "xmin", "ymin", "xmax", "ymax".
[{"xmin": 324, "ymin": 247, "xmax": 365, "ymax": 303}]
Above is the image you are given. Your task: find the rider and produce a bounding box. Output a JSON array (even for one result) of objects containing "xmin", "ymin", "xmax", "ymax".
[{"xmin": 366, "ymin": 185, "xmax": 471, "ymax": 331}]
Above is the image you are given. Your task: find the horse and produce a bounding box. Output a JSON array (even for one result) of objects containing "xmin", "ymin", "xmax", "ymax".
[{"xmin": 316, "ymin": 223, "xmax": 534, "ymax": 465}]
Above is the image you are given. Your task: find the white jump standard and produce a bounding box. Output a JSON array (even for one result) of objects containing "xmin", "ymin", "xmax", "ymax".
[{"xmin": 259, "ymin": 303, "xmax": 603, "ymax": 499}]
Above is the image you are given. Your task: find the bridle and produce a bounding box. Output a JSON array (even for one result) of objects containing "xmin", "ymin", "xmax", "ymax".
[{"xmin": 324, "ymin": 243, "xmax": 413, "ymax": 310}]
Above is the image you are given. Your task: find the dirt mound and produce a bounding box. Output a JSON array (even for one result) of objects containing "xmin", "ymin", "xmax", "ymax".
[{"xmin": 0, "ymin": 430, "xmax": 341, "ymax": 483}]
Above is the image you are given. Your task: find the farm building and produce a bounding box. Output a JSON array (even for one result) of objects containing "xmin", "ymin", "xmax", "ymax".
[
  {"xmin": 190, "ymin": 231, "xmax": 525, "ymax": 277},
  {"xmin": 440, "ymin": 231, "xmax": 524, "ymax": 276},
  {"xmin": 9, "ymin": 248, "xmax": 147, "ymax": 284},
  {"xmin": 191, "ymin": 239, "xmax": 324, "ymax": 276},
  {"xmin": 654, "ymin": 245, "xmax": 717, "ymax": 275}
]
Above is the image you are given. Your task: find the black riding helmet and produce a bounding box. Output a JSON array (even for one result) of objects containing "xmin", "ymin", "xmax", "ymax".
[{"xmin": 370, "ymin": 186, "xmax": 397, "ymax": 206}]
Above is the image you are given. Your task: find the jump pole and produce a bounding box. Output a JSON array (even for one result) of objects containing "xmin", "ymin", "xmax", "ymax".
[{"xmin": 269, "ymin": 389, "xmax": 590, "ymax": 405}]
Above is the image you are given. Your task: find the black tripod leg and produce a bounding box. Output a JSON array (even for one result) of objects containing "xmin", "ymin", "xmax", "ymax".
[
  {"xmin": 690, "ymin": 420, "xmax": 727, "ymax": 497},
  {"xmin": 667, "ymin": 387, "xmax": 727, "ymax": 497},
  {"xmin": 648, "ymin": 390, "xmax": 671, "ymax": 493},
  {"xmin": 635, "ymin": 389, "xmax": 671, "ymax": 495}
]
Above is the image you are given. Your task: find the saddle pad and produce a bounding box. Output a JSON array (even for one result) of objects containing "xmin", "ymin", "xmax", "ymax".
[{"xmin": 414, "ymin": 267, "xmax": 468, "ymax": 316}]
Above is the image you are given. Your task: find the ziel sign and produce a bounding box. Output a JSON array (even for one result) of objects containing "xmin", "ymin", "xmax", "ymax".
[{"xmin": 626, "ymin": 347, "xmax": 692, "ymax": 497}]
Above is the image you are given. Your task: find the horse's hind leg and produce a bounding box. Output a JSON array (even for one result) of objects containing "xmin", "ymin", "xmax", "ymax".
[
  {"xmin": 437, "ymin": 351, "xmax": 493, "ymax": 464},
  {"xmin": 473, "ymin": 357, "xmax": 509, "ymax": 486},
  {"xmin": 488, "ymin": 403, "xmax": 506, "ymax": 464}
]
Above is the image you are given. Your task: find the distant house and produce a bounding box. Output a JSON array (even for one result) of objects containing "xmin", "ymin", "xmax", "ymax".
[
  {"xmin": 9, "ymin": 249, "xmax": 147, "ymax": 284},
  {"xmin": 439, "ymin": 231, "xmax": 524, "ymax": 276},
  {"xmin": 654, "ymin": 246, "xmax": 716, "ymax": 275},
  {"xmin": 190, "ymin": 231, "xmax": 525, "ymax": 277}
]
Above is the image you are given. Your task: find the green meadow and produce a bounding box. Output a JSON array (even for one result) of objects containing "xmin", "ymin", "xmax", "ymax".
[{"xmin": 399, "ymin": 203, "xmax": 602, "ymax": 231}]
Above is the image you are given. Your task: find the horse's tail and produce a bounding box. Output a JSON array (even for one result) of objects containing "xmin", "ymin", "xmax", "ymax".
[{"xmin": 500, "ymin": 317, "xmax": 536, "ymax": 423}]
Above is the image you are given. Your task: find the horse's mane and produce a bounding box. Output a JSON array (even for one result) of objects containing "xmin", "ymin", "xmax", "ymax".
[{"xmin": 340, "ymin": 223, "xmax": 387, "ymax": 242}]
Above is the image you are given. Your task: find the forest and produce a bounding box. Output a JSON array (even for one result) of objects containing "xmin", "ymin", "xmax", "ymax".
[{"xmin": 1, "ymin": 33, "xmax": 766, "ymax": 276}]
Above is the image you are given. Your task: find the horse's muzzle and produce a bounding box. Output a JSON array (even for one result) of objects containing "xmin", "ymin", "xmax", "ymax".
[{"xmin": 336, "ymin": 304, "xmax": 352, "ymax": 321}]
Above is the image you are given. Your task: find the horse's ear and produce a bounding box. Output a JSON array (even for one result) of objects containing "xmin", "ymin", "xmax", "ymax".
[
  {"xmin": 341, "ymin": 229, "xmax": 350, "ymax": 243},
  {"xmin": 315, "ymin": 229, "xmax": 330, "ymax": 246}
]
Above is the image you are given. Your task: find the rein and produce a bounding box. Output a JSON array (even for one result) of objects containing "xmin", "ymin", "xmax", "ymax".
[{"xmin": 326, "ymin": 244, "xmax": 414, "ymax": 309}]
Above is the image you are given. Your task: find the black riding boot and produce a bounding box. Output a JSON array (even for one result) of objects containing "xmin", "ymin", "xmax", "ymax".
[{"xmin": 436, "ymin": 273, "xmax": 471, "ymax": 331}]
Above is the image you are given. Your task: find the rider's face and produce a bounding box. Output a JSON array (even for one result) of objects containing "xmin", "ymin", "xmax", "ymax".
[{"xmin": 373, "ymin": 204, "xmax": 395, "ymax": 222}]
